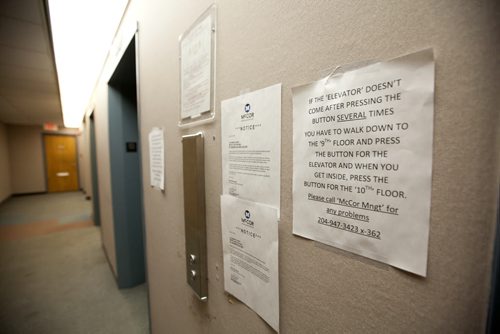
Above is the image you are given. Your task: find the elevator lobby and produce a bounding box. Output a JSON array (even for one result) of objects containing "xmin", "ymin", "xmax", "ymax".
[{"xmin": 0, "ymin": 0, "xmax": 499, "ymax": 333}]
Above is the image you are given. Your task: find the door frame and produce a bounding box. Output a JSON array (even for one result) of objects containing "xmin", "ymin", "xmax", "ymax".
[
  {"xmin": 487, "ymin": 187, "xmax": 500, "ymax": 333},
  {"xmin": 104, "ymin": 24, "xmax": 151, "ymax": 325},
  {"xmin": 89, "ymin": 111, "xmax": 101, "ymax": 226},
  {"xmin": 107, "ymin": 35, "xmax": 146, "ymax": 289}
]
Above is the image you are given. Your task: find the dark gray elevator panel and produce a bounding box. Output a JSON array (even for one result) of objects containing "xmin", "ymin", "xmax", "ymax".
[
  {"xmin": 182, "ymin": 132, "xmax": 208, "ymax": 300},
  {"xmin": 108, "ymin": 37, "xmax": 145, "ymax": 289}
]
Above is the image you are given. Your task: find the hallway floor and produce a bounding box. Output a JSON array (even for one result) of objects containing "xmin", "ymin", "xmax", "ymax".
[
  {"xmin": 0, "ymin": 192, "xmax": 93, "ymax": 241},
  {"xmin": 0, "ymin": 192, "xmax": 150, "ymax": 334}
]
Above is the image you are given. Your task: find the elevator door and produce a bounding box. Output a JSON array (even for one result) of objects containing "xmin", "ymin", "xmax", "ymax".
[
  {"xmin": 44, "ymin": 135, "xmax": 79, "ymax": 192},
  {"xmin": 108, "ymin": 37, "xmax": 145, "ymax": 288}
]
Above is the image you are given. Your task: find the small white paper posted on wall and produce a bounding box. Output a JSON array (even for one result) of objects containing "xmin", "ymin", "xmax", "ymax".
[
  {"xmin": 148, "ymin": 127, "xmax": 164, "ymax": 190},
  {"xmin": 221, "ymin": 195, "xmax": 279, "ymax": 331}
]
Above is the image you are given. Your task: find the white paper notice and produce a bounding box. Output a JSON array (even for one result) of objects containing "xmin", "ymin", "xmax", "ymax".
[
  {"xmin": 180, "ymin": 15, "xmax": 212, "ymax": 119},
  {"xmin": 292, "ymin": 49, "xmax": 434, "ymax": 276},
  {"xmin": 221, "ymin": 84, "xmax": 281, "ymax": 209},
  {"xmin": 148, "ymin": 128, "xmax": 164, "ymax": 190},
  {"xmin": 221, "ymin": 195, "xmax": 279, "ymax": 331}
]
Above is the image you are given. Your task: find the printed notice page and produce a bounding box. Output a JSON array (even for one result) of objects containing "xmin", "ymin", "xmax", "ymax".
[
  {"xmin": 221, "ymin": 84, "xmax": 281, "ymax": 209},
  {"xmin": 180, "ymin": 15, "xmax": 212, "ymax": 119},
  {"xmin": 292, "ymin": 49, "xmax": 434, "ymax": 276},
  {"xmin": 221, "ymin": 195, "xmax": 279, "ymax": 332},
  {"xmin": 148, "ymin": 128, "xmax": 164, "ymax": 190}
]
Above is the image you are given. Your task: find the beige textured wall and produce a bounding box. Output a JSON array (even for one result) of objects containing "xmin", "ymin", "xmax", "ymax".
[
  {"xmin": 7, "ymin": 125, "xmax": 46, "ymax": 194},
  {"xmin": 0, "ymin": 122, "xmax": 11, "ymax": 202},
  {"xmin": 90, "ymin": 0, "xmax": 499, "ymax": 332}
]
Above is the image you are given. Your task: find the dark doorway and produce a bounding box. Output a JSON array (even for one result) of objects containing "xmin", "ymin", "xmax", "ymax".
[
  {"xmin": 487, "ymin": 188, "xmax": 500, "ymax": 333},
  {"xmin": 108, "ymin": 37, "xmax": 145, "ymax": 288}
]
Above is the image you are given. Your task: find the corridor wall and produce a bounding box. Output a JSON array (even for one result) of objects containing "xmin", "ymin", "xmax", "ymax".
[
  {"xmin": 0, "ymin": 122, "xmax": 11, "ymax": 202},
  {"xmin": 5, "ymin": 125, "xmax": 81, "ymax": 195},
  {"xmin": 7, "ymin": 125, "xmax": 46, "ymax": 194},
  {"xmin": 87, "ymin": 0, "xmax": 499, "ymax": 332}
]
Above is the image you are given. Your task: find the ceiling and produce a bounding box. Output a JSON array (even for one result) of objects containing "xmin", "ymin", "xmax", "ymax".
[{"xmin": 0, "ymin": 0, "xmax": 62, "ymax": 126}]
